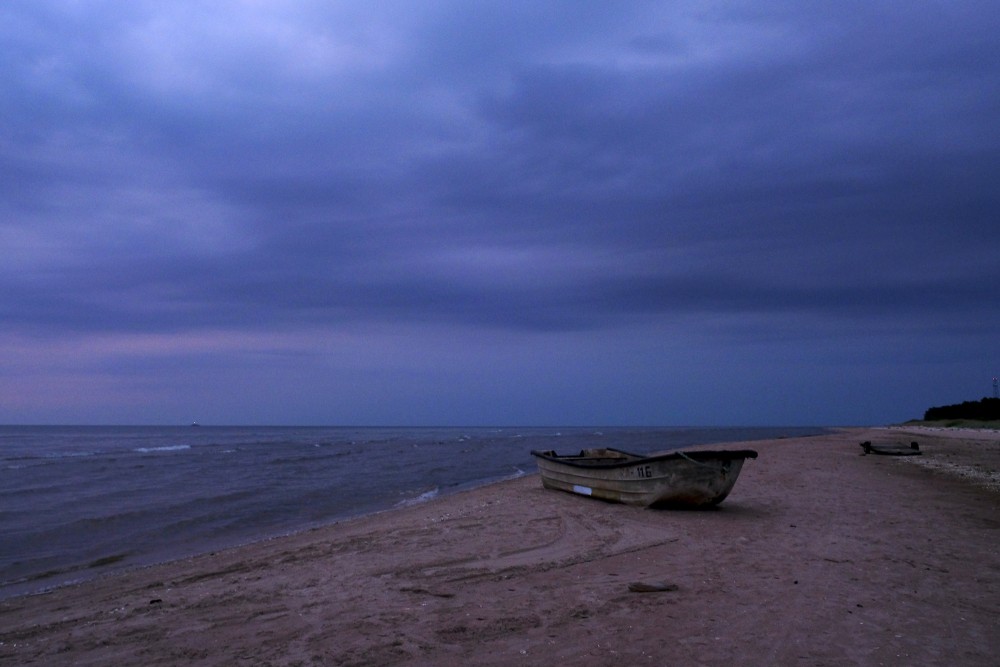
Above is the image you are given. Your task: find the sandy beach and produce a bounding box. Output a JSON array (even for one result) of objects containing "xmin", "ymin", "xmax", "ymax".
[{"xmin": 2, "ymin": 428, "xmax": 998, "ymax": 666}]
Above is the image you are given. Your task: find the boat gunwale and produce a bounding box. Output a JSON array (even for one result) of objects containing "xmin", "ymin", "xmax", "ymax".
[{"xmin": 530, "ymin": 447, "xmax": 758, "ymax": 470}]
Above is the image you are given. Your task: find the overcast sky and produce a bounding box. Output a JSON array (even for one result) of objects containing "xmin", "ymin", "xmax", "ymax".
[{"xmin": 2, "ymin": 1, "xmax": 998, "ymax": 426}]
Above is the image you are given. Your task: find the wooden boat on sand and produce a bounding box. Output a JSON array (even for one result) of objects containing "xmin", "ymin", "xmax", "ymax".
[
  {"xmin": 859, "ymin": 441, "xmax": 921, "ymax": 456},
  {"xmin": 530, "ymin": 447, "xmax": 758, "ymax": 508}
]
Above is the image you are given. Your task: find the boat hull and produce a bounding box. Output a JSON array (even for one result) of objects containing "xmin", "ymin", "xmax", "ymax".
[
  {"xmin": 531, "ymin": 447, "xmax": 758, "ymax": 508},
  {"xmin": 860, "ymin": 441, "xmax": 921, "ymax": 456}
]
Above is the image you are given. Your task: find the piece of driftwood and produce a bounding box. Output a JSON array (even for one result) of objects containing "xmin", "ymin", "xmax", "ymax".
[{"xmin": 628, "ymin": 581, "xmax": 680, "ymax": 593}]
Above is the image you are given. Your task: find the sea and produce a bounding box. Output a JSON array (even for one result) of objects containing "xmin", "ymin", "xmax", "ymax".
[{"xmin": 0, "ymin": 425, "xmax": 828, "ymax": 599}]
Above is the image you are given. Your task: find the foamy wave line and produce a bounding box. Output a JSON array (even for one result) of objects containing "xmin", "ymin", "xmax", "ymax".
[
  {"xmin": 133, "ymin": 445, "xmax": 192, "ymax": 453},
  {"xmin": 395, "ymin": 488, "xmax": 440, "ymax": 508}
]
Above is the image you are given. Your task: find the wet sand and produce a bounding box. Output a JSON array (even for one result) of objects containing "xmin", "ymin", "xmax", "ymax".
[{"xmin": 2, "ymin": 428, "xmax": 999, "ymax": 666}]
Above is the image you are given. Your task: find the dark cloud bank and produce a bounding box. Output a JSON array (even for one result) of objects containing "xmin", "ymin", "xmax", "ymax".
[{"xmin": 1, "ymin": 2, "xmax": 998, "ymax": 425}]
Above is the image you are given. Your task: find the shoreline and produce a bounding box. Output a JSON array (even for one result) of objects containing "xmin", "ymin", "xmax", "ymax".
[
  {"xmin": 2, "ymin": 428, "xmax": 998, "ymax": 665},
  {"xmin": 0, "ymin": 426, "xmax": 830, "ymax": 602},
  {"xmin": 0, "ymin": 467, "xmax": 535, "ymax": 604}
]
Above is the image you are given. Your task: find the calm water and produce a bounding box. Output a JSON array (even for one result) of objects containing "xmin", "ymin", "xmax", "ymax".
[{"xmin": 0, "ymin": 425, "xmax": 827, "ymax": 599}]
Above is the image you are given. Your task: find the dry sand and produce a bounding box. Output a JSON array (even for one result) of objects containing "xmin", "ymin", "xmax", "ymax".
[{"xmin": 2, "ymin": 428, "xmax": 998, "ymax": 666}]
